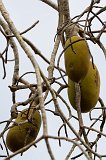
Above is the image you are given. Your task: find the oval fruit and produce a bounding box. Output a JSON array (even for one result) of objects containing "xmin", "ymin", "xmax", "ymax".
[
  {"xmin": 68, "ymin": 62, "xmax": 100, "ymax": 113},
  {"xmin": 6, "ymin": 108, "xmax": 41, "ymax": 152},
  {"xmin": 64, "ymin": 36, "xmax": 90, "ymax": 82}
]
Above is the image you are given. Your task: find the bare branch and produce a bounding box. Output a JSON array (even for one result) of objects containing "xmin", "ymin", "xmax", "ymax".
[{"xmin": 40, "ymin": 0, "xmax": 58, "ymax": 11}]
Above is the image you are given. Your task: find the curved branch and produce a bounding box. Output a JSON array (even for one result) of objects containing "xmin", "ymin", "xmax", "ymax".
[{"xmin": 40, "ymin": 0, "xmax": 58, "ymax": 11}]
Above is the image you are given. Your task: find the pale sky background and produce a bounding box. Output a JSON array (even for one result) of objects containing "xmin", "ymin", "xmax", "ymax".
[{"xmin": 0, "ymin": 1, "xmax": 106, "ymax": 160}]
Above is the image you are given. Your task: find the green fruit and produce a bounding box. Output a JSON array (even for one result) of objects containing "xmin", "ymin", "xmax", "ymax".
[
  {"xmin": 64, "ymin": 36, "xmax": 90, "ymax": 82},
  {"xmin": 6, "ymin": 108, "xmax": 41, "ymax": 152},
  {"xmin": 68, "ymin": 62, "xmax": 100, "ymax": 113}
]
